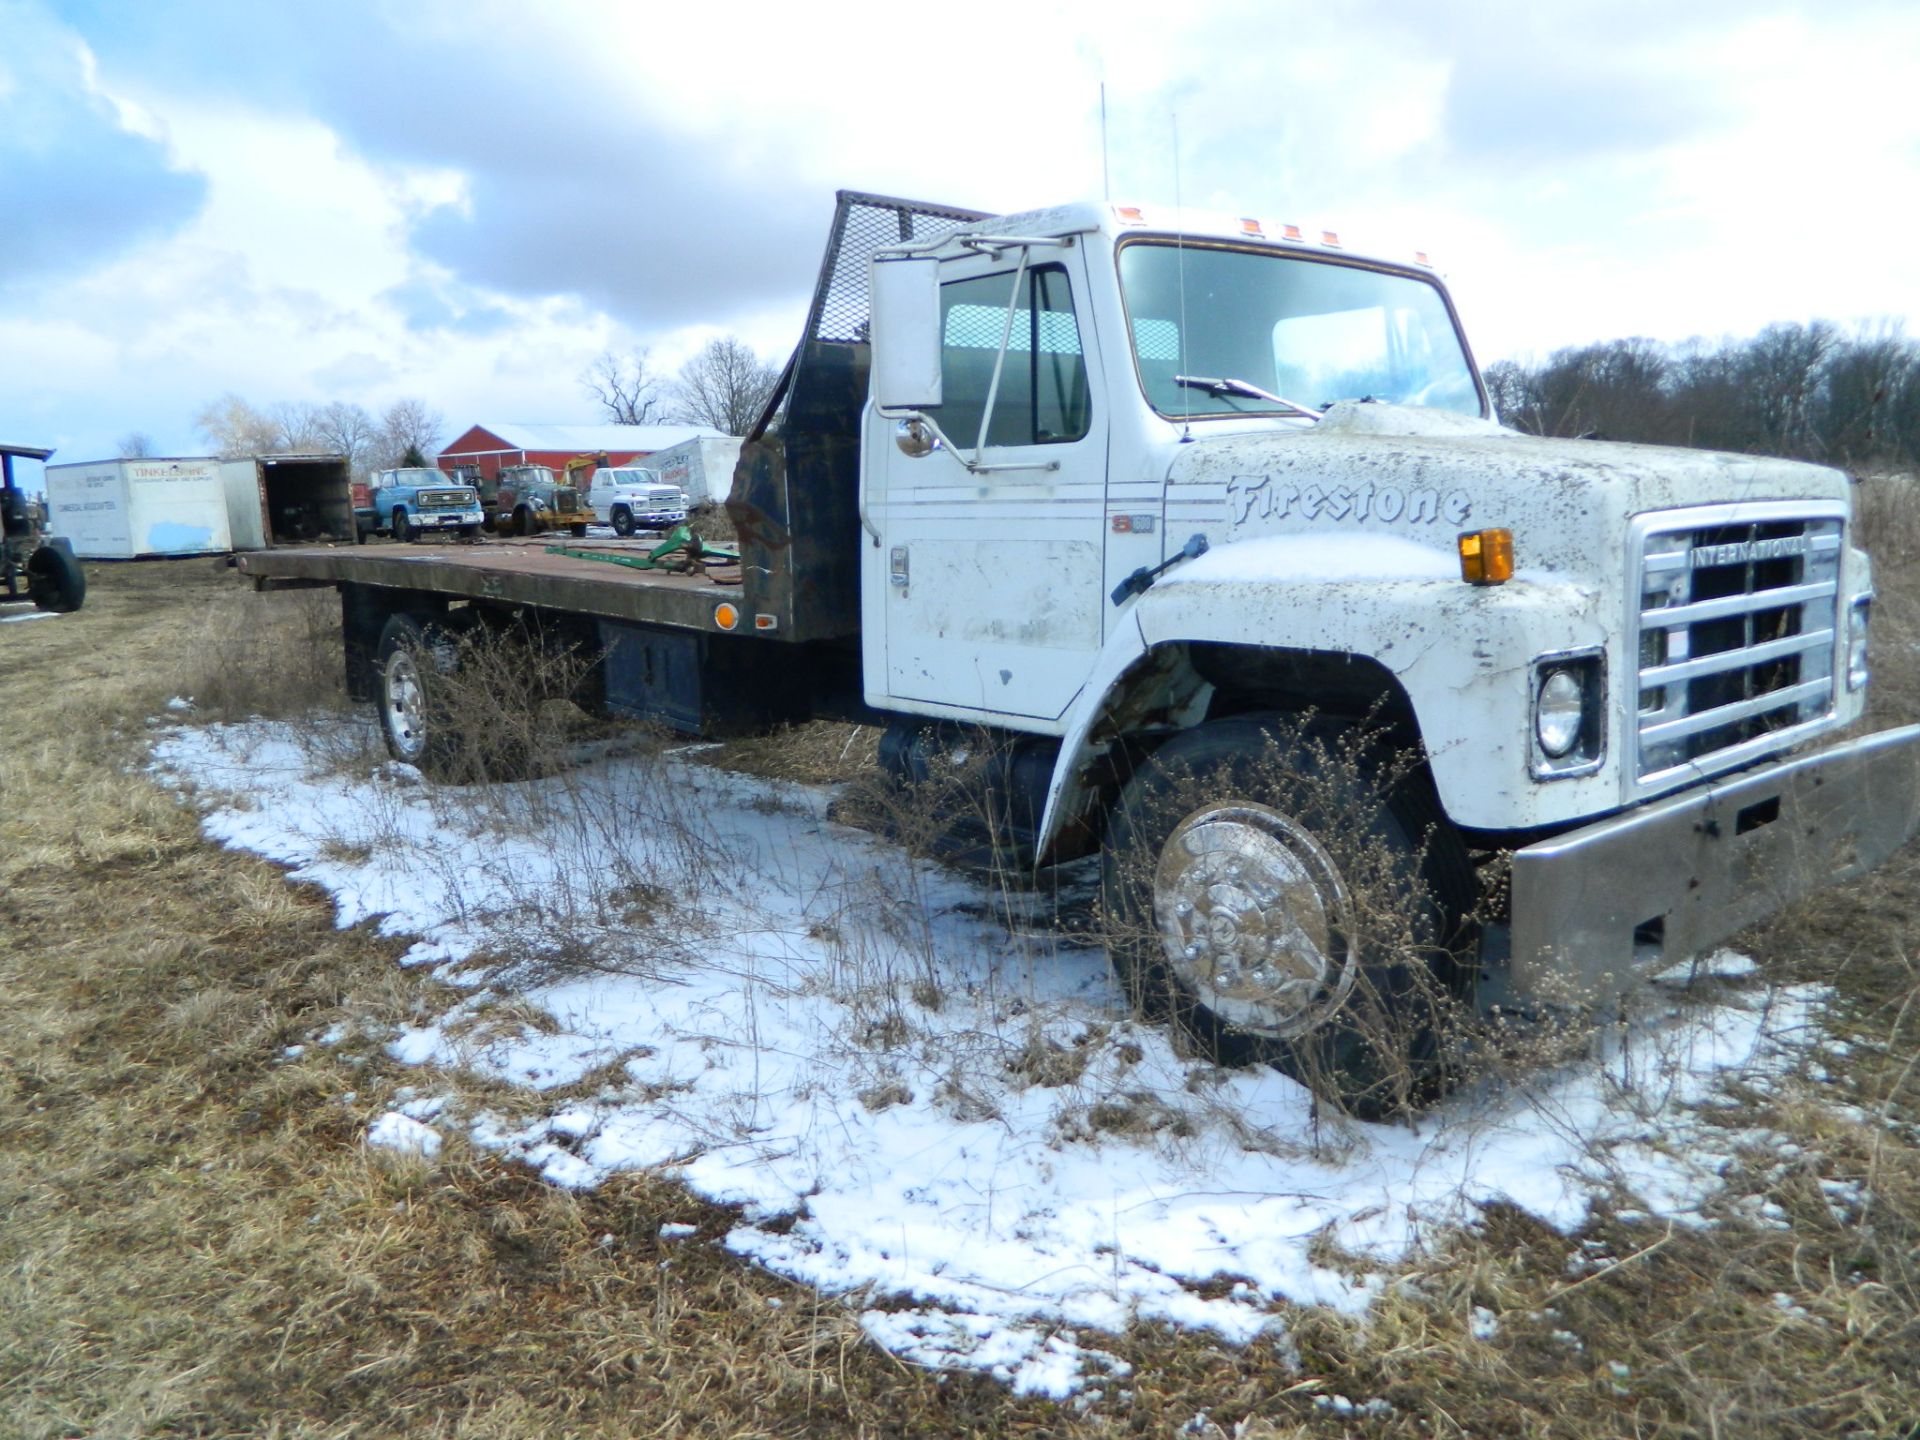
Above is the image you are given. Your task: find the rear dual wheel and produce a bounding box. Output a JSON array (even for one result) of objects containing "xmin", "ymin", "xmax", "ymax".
[{"xmin": 1101, "ymin": 714, "xmax": 1477, "ymax": 1117}]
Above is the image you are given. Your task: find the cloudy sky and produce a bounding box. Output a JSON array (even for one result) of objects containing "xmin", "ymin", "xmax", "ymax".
[{"xmin": 5, "ymin": 0, "xmax": 1919, "ymax": 477}]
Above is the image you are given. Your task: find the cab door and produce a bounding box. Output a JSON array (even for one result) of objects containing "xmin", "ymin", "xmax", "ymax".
[{"xmin": 866, "ymin": 244, "xmax": 1108, "ymax": 725}]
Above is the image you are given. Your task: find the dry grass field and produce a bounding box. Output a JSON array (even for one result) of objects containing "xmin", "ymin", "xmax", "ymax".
[{"xmin": 3, "ymin": 523, "xmax": 1920, "ymax": 1438}]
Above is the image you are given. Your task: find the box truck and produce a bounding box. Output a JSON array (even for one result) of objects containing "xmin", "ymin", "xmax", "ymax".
[
  {"xmin": 46, "ymin": 456, "xmax": 232, "ymax": 559},
  {"xmin": 221, "ymin": 453, "xmax": 356, "ymax": 549},
  {"xmin": 641, "ymin": 434, "xmax": 743, "ymax": 504}
]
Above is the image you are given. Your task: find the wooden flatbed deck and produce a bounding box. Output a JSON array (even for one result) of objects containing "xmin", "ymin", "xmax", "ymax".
[{"xmin": 232, "ymin": 535, "xmax": 749, "ymax": 634}]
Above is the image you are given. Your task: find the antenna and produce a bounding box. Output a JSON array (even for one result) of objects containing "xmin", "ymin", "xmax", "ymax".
[
  {"xmin": 1174, "ymin": 111, "xmax": 1190, "ymax": 438},
  {"xmin": 1100, "ymin": 83, "xmax": 1110, "ymax": 201}
]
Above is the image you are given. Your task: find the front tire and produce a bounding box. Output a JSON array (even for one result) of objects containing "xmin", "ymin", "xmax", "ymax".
[
  {"xmin": 392, "ymin": 507, "xmax": 414, "ymax": 543},
  {"xmin": 1101, "ymin": 714, "xmax": 1476, "ymax": 1117},
  {"xmin": 610, "ymin": 506, "xmax": 635, "ymax": 537}
]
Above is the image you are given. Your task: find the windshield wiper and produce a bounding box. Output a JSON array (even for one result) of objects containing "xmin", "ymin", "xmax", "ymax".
[{"xmin": 1173, "ymin": 375, "xmax": 1324, "ymax": 420}]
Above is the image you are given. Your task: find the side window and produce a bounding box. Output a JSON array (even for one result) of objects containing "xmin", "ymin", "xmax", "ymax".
[{"xmin": 937, "ymin": 264, "xmax": 1090, "ymax": 447}]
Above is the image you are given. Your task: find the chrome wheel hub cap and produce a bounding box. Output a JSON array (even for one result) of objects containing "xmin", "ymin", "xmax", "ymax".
[
  {"xmin": 1154, "ymin": 803, "xmax": 1354, "ymax": 1038},
  {"xmin": 383, "ymin": 650, "xmax": 427, "ymax": 761}
]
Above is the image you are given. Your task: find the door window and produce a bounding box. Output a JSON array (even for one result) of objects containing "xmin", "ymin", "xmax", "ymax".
[{"xmin": 936, "ymin": 265, "xmax": 1090, "ymax": 448}]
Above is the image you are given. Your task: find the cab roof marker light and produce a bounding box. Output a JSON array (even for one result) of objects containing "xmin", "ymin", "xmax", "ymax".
[
  {"xmin": 1240, "ymin": 217, "xmax": 1264, "ymax": 237},
  {"xmin": 1415, "ymin": 250, "xmax": 1432, "ymax": 267},
  {"xmin": 1320, "ymin": 230, "xmax": 1342, "ymax": 248},
  {"xmin": 1115, "ymin": 206, "xmax": 1147, "ymax": 225},
  {"xmin": 1281, "ymin": 224, "xmax": 1304, "ymax": 242}
]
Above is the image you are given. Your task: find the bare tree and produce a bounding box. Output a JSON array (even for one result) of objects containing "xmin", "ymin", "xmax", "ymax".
[
  {"xmin": 194, "ymin": 393, "xmax": 281, "ymax": 458},
  {"xmin": 268, "ymin": 400, "xmax": 326, "ymax": 453},
  {"xmin": 582, "ymin": 349, "xmax": 667, "ymax": 425},
  {"xmin": 116, "ymin": 431, "xmax": 156, "ymax": 458},
  {"xmin": 311, "ymin": 401, "xmax": 381, "ymax": 473},
  {"xmin": 671, "ymin": 336, "xmax": 782, "ymax": 435},
  {"xmin": 378, "ymin": 398, "xmax": 445, "ymax": 469}
]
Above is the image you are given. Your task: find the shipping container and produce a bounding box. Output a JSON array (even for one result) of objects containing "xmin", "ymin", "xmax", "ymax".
[
  {"xmin": 221, "ymin": 453, "xmax": 355, "ymax": 548},
  {"xmin": 44, "ymin": 456, "xmax": 233, "ymax": 559}
]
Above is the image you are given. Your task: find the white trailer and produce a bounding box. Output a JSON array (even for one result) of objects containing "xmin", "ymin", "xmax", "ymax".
[
  {"xmin": 221, "ymin": 453, "xmax": 356, "ymax": 549},
  {"xmin": 640, "ymin": 434, "xmax": 742, "ymax": 504},
  {"xmin": 44, "ymin": 457, "xmax": 232, "ymax": 559}
]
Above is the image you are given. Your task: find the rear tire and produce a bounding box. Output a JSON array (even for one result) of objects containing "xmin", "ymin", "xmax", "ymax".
[
  {"xmin": 610, "ymin": 507, "xmax": 635, "ymax": 537},
  {"xmin": 25, "ymin": 545, "xmax": 85, "ymax": 613},
  {"xmin": 374, "ymin": 612, "xmax": 534, "ymax": 782},
  {"xmin": 376, "ymin": 614, "xmax": 458, "ymax": 773},
  {"xmin": 1101, "ymin": 713, "xmax": 1477, "ymax": 1117},
  {"xmin": 569, "ymin": 522, "xmax": 588, "ymax": 539}
]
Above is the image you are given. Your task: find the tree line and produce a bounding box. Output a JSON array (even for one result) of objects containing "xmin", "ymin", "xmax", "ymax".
[
  {"xmin": 1485, "ymin": 320, "xmax": 1920, "ymax": 470},
  {"xmin": 180, "ymin": 395, "xmax": 447, "ymax": 478}
]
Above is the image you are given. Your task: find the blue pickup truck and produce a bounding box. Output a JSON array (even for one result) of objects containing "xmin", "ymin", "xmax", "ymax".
[{"xmin": 355, "ymin": 468, "xmax": 485, "ymax": 542}]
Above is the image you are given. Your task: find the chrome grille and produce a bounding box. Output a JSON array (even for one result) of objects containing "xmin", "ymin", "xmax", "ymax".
[{"xmin": 1632, "ymin": 505, "xmax": 1843, "ymax": 786}]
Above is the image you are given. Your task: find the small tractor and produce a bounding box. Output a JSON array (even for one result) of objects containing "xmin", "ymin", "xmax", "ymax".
[{"xmin": 1, "ymin": 443, "xmax": 85, "ymax": 614}]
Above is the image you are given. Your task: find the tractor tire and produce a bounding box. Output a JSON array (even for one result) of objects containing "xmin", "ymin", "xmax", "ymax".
[{"xmin": 25, "ymin": 545, "xmax": 85, "ymax": 613}]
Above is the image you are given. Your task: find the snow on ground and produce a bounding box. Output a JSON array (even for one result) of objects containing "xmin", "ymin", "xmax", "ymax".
[
  {"xmin": 1, "ymin": 606, "xmax": 62, "ymax": 622},
  {"xmin": 151, "ymin": 718, "xmax": 1828, "ymax": 1396}
]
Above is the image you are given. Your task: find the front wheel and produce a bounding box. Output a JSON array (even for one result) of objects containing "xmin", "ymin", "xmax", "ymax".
[
  {"xmin": 1101, "ymin": 714, "xmax": 1477, "ymax": 1117},
  {"xmin": 610, "ymin": 507, "xmax": 634, "ymax": 537},
  {"xmin": 392, "ymin": 508, "xmax": 413, "ymax": 543}
]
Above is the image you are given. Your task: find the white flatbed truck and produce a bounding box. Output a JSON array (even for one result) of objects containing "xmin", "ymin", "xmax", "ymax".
[{"xmin": 233, "ymin": 190, "xmax": 1920, "ymax": 1111}]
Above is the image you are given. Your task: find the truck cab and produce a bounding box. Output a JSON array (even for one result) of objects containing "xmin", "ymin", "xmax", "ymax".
[
  {"xmin": 728, "ymin": 192, "xmax": 1916, "ymax": 1104},
  {"xmin": 359, "ymin": 468, "xmax": 484, "ymax": 542},
  {"xmin": 494, "ymin": 464, "xmax": 593, "ymax": 537},
  {"xmin": 587, "ymin": 466, "xmax": 691, "ymax": 536}
]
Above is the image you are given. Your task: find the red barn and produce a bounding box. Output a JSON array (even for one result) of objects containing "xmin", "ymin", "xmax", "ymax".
[{"xmin": 436, "ymin": 422, "xmax": 728, "ymax": 486}]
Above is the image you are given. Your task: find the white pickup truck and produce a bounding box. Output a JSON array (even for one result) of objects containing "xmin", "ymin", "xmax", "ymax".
[
  {"xmin": 238, "ymin": 190, "xmax": 1920, "ymax": 1113},
  {"xmin": 585, "ymin": 466, "xmax": 690, "ymax": 536}
]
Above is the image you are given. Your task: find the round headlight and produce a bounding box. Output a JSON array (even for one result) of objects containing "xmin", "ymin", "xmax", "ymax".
[{"xmin": 1536, "ymin": 669, "xmax": 1585, "ymax": 757}]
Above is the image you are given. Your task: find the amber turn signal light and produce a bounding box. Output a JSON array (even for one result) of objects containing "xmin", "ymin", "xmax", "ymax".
[{"xmin": 1458, "ymin": 528, "xmax": 1514, "ymax": 585}]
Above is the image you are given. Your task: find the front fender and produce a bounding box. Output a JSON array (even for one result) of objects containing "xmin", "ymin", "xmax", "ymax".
[{"xmin": 1035, "ymin": 558, "xmax": 1609, "ymax": 860}]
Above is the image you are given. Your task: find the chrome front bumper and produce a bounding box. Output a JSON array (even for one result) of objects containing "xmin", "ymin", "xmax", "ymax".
[{"xmin": 1506, "ymin": 724, "xmax": 1920, "ymax": 1003}]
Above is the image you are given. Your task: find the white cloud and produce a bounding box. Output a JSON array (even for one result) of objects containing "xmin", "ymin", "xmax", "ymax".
[{"xmin": 5, "ymin": 0, "xmax": 1919, "ymax": 458}]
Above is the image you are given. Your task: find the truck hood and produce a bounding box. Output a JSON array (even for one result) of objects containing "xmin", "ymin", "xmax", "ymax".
[{"xmin": 1164, "ymin": 402, "xmax": 1852, "ymax": 579}]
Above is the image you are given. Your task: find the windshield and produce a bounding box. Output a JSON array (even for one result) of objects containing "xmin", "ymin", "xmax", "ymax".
[
  {"xmin": 387, "ymin": 468, "xmax": 442, "ymax": 484},
  {"xmin": 1117, "ymin": 241, "xmax": 1482, "ymax": 419}
]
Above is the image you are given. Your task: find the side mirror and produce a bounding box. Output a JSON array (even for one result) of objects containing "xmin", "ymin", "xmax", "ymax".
[{"xmin": 870, "ymin": 255, "xmax": 942, "ymax": 414}]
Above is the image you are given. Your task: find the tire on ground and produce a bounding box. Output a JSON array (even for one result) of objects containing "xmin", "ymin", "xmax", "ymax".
[
  {"xmin": 610, "ymin": 507, "xmax": 634, "ymax": 537},
  {"xmin": 1100, "ymin": 712, "xmax": 1477, "ymax": 1117},
  {"xmin": 25, "ymin": 545, "xmax": 85, "ymax": 613},
  {"xmin": 392, "ymin": 507, "xmax": 413, "ymax": 543},
  {"xmin": 375, "ymin": 612, "xmax": 535, "ymax": 782}
]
